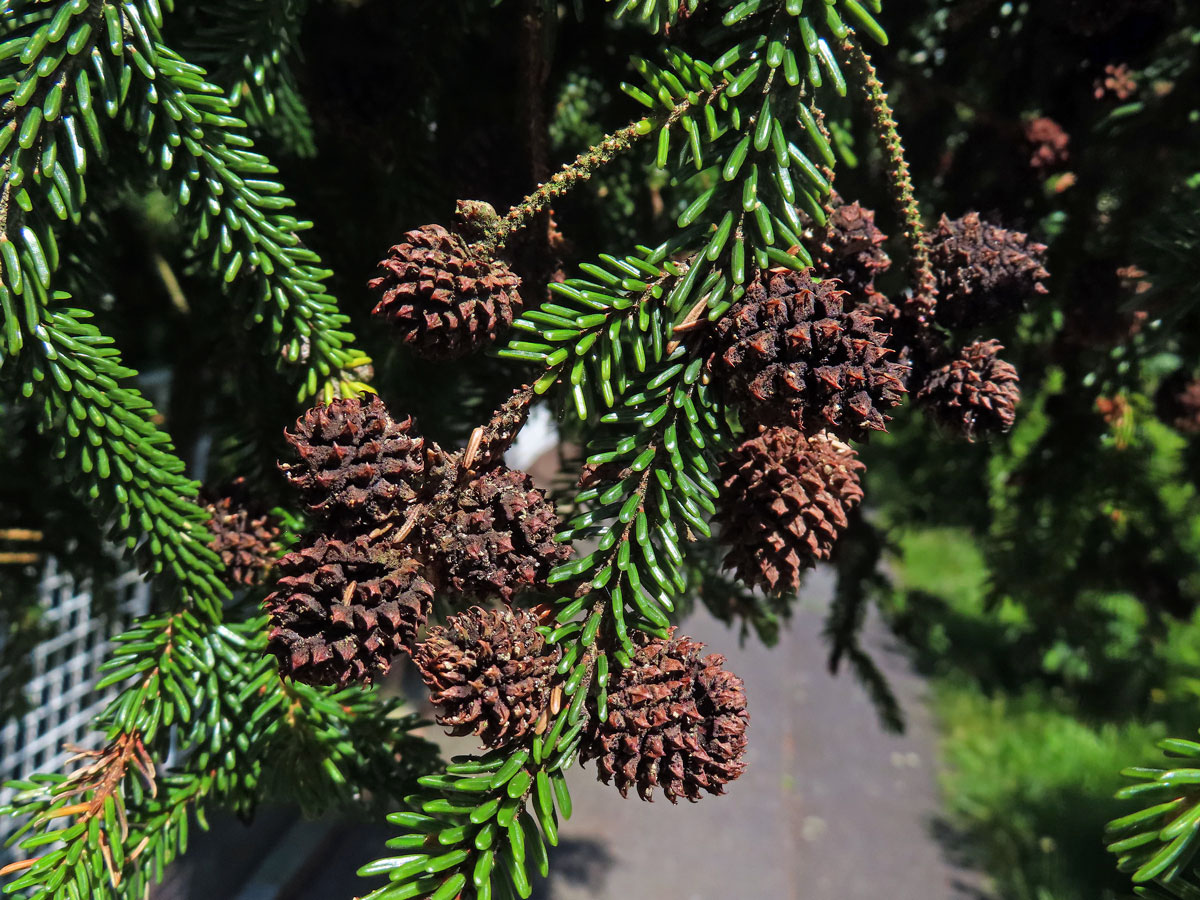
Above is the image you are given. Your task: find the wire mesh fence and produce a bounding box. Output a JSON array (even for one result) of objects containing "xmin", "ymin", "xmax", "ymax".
[{"xmin": 0, "ymin": 559, "xmax": 152, "ymax": 862}]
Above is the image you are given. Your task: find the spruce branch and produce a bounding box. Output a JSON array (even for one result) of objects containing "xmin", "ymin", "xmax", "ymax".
[
  {"xmin": 29, "ymin": 297, "xmax": 229, "ymax": 612},
  {"xmin": 2, "ymin": 607, "xmax": 438, "ymax": 898},
  {"xmin": 180, "ymin": 0, "xmax": 317, "ymax": 157},
  {"xmin": 1108, "ymin": 730, "xmax": 1200, "ymax": 894},
  {"xmin": 125, "ymin": 39, "xmax": 369, "ymax": 401}
]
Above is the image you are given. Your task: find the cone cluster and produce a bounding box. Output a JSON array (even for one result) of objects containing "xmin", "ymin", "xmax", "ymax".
[
  {"xmin": 929, "ymin": 212, "xmax": 1049, "ymax": 329},
  {"xmin": 916, "ymin": 340, "xmax": 1021, "ymax": 441},
  {"xmin": 582, "ymin": 630, "xmax": 748, "ymax": 803},
  {"xmin": 203, "ymin": 478, "xmax": 281, "ymax": 587},
  {"xmin": 706, "ymin": 202, "xmax": 1048, "ymax": 615},
  {"xmin": 715, "ymin": 427, "xmax": 865, "ymax": 593},
  {"xmin": 413, "ymin": 606, "xmax": 560, "ymax": 747},
  {"xmin": 368, "ymin": 224, "xmax": 522, "ymax": 360},
  {"xmin": 265, "ymin": 390, "xmax": 566, "ymax": 688},
  {"xmin": 710, "ymin": 268, "xmax": 908, "ymax": 438}
]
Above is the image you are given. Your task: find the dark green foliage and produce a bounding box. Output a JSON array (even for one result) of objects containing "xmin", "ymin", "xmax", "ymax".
[{"xmin": 0, "ymin": 2, "xmax": 430, "ymax": 897}]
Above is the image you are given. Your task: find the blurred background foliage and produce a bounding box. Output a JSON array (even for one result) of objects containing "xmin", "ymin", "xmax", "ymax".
[
  {"xmin": 1, "ymin": 0, "xmax": 1198, "ymax": 896},
  {"xmin": 861, "ymin": 1, "xmax": 1200, "ymax": 896}
]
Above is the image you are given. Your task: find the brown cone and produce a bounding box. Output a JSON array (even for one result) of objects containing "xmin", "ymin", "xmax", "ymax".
[
  {"xmin": 929, "ymin": 213, "xmax": 1049, "ymax": 329},
  {"xmin": 413, "ymin": 605, "xmax": 561, "ymax": 748},
  {"xmin": 1155, "ymin": 373, "xmax": 1200, "ymax": 435},
  {"xmin": 368, "ymin": 224, "xmax": 522, "ymax": 360},
  {"xmin": 582, "ymin": 630, "xmax": 748, "ymax": 803},
  {"xmin": 917, "ymin": 340, "xmax": 1021, "ymax": 441},
  {"xmin": 427, "ymin": 466, "xmax": 570, "ymax": 602},
  {"xmin": 715, "ymin": 427, "xmax": 864, "ymax": 594},
  {"xmin": 204, "ymin": 478, "xmax": 281, "ymax": 587},
  {"xmin": 264, "ymin": 535, "xmax": 433, "ymax": 686},
  {"xmin": 280, "ymin": 396, "xmax": 427, "ymax": 529},
  {"xmin": 812, "ymin": 200, "xmax": 891, "ymax": 298},
  {"xmin": 709, "ymin": 268, "xmax": 908, "ymax": 438}
]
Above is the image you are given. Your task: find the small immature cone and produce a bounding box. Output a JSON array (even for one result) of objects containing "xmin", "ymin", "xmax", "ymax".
[
  {"xmin": 716, "ymin": 427, "xmax": 865, "ymax": 594},
  {"xmin": 427, "ymin": 466, "xmax": 570, "ymax": 602},
  {"xmin": 280, "ymin": 396, "xmax": 427, "ymax": 530},
  {"xmin": 264, "ymin": 535, "xmax": 433, "ymax": 686},
  {"xmin": 916, "ymin": 340, "xmax": 1021, "ymax": 441},
  {"xmin": 203, "ymin": 478, "xmax": 280, "ymax": 586},
  {"xmin": 709, "ymin": 268, "xmax": 908, "ymax": 438},
  {"xmin": 811, "ymin": 199, "xmax": 892, "ymax": 299},
  {"xmin": 413, "ymin": 606, "xmax": 561, "ymax": 748},
  {"xmin": 582, "ymin": 630, "xmax": 748, "ymax": 803},
  {"xmin": 368, "ymin": 224, "xmax": 522, "ymax": 360},
  {"xmin": 928, "ymin": 213, "xmax": 1049, "ymax": 329}
]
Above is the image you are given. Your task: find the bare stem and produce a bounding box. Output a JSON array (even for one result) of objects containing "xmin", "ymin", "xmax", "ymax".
[
  {"xmin": 481, "ymin": 95, "xmax": 702, "ymax": 255},
  {"xmin": 840, "ymin": 36, "xmax": 936, "ymax": 321}
]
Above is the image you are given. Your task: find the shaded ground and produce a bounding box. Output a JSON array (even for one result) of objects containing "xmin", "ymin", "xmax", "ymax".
[{"xmin": 154, "ymin": 570, "xmax": 988, "ymax": 900}]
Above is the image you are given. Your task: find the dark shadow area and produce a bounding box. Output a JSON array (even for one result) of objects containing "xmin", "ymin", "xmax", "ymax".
[
  {"xmin": 282, "ymin": 822, "xmax": 393, "ymax": 900},
  {"xmin": 532, "ymin": 838, "xmax": 615, "ymax": 898},
  {"xmin": 927, "ymin": 819, "xmax": 995, "ymax": 900},
  {"xmin": 151, "ymin": 807, "xmax": 298, "ymax": 900},
  {"xmin": 926, "ymin": 783, "xmax": 1136, "ymax": 900}
]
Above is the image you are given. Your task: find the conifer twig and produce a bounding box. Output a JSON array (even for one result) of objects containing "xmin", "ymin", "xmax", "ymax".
[
  {"xmin": 840, "ymin": 36, "xmax": 937, "ymax": 321},
  {"xmin": 482, "ymin": 93, "xmax": 707, "ymax": 254}
]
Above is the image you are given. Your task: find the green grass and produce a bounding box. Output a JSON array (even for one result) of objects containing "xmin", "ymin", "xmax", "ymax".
[
  {"xmin": 935, "ymin": 683, "xmax": 1164, "ymax": 900},
  {"xmin": 880, "ymin": 526, "xmax": 1198, "ymax": 899}
]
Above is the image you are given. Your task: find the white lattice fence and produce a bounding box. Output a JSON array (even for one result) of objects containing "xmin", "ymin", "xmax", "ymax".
[{"xmin": 0, "ymin": 559, "xmax": 152, "ymax": 859}]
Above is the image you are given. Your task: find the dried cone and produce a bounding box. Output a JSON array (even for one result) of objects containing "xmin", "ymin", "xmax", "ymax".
[
  {"xmin": 265, "ymin": 536, "xmax": 433, "ymax": 686},
  {"xmin": 1155, "ymin": 374, "xmax": 1200, "ymax": 435},
  {"xmin": 812, "ymin": 200, "xmax": 891, "ymax": 298},
  {"xmin": 280, "ymin": 396, "xmax": 427, "ymax": 529},
  {"xmin": 710, "ymin": 268, "xmax": 908, "ymax": 438},
  {"xmin": 715, "ymin": 427, "xmax": 864, "ymax": 594},
  {"xmin": 917, "ymin": 340, "xmax": 1021, "ymax": 441},
  {"xmin": 368, "ymin": 224, "xmax": 522, "ymax": 360},
  {"xmin": 428, "ymin": 466, "xmax": 569, "ymax": 601},
  {"xmin": 582, "ymin": 630, "xmax": 748, "ymax": 803},
  {"xmin": 204, "ymin": 478, "xmax": 280, "ymax": 586},
  {"xmin": 413, "ymin": 605, "xmax": 560, "ymax": 748},
  {"xmin": 929, "ymin": 213, "xmax": 1049, "ymax": 329}
]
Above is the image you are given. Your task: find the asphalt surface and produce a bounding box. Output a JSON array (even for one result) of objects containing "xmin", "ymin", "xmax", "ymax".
[
  {"xmin": 154, "ymin": 569, "xmax": 987, "ymax": 900},
  {"xmin": 523, "ymin": 569, "xmax": 985, "ymax": 900}
]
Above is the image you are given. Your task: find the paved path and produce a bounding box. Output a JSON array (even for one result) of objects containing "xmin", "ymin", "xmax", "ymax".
[
  {"xmin": 156, "ymin": 569, "xmax": 986, "ymax": 900},
  {"xmin": 528, "ymin": 569, "xmax": 982, "ymax": 900}
]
